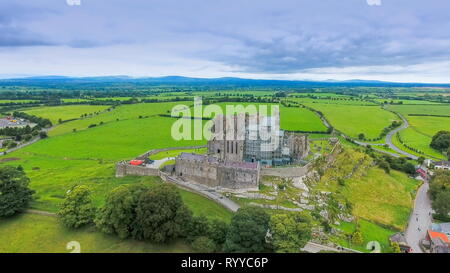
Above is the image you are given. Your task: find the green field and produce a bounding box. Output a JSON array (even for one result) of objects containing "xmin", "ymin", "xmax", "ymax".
[
  {"xmin": 184, "ymin": 102, "xmax": 327, "ymax": 132},
  {"xmin": 303, "ymin": 103, "xmax": 399, "ymax": 139},
  {"xmin": 23, "ymin": 105, "xmax": 110, "ymax": 124},
  {"xmin": 150, "ymin": 147, "xmax": 207, "ymax": 160},
  {"xmin": 49, "ymin": 102, "xmax": 191, "ymax": 136},
  {"xmin": 387, "ymin": 104, "xmax": 450, "ymax": 159},
  {"xmin": 0, "ymin": 214, "xmax": 193, "ymax": 253},
  {"xmin": 332, "ymin": 219, "xmax": 395, "ymax": 253},
  {"xmin": 1, "ymin": 93, "xmax": 442, "ymax": 253}
]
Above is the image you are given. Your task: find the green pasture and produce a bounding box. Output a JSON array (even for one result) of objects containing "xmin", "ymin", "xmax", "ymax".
[
  {"xmin": 387, "ymin": 104, "xmax": 450, "ymax": 159},
  {"xmin": 22, "ymin": 105, "xmax": 110, "ymax": 124},
  {"xmin": 49, "ymin": 102, "xmax": 191, "ymax": 136},
  {"xmin": 387, "ymin": 104, "xmax": 450, "ymax": 116},
  {"xmin": 304, "ymin": 103, "xmax": 399, "ymax": 139},
  {"xmin": 150, "ymin": 147, "xmax": 207, "ymax": 160},
  {"xmin": 0, "ymin": 214, "xmax": 193, "ymax": 253},
  {"xmin": 177, "ymin": 101, "xmax": 327, "ymax": 132}
]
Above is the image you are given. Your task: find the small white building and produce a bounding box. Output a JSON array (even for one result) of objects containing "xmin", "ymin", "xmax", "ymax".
[{"xmin": 435, "ymin": 161, "xmax": 450, "ymax": 171}]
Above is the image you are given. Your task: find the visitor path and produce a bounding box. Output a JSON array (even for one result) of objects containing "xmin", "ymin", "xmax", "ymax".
[{"xmin": 405, "ymin": 179, "xmax": 433, "ymax": 253}]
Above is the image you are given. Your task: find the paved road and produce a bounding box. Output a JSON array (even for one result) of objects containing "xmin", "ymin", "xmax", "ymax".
[
  {"xmin": 405, "ymin": 180, "xmax": 433, "ymax": 253},
  {"xmin": 161, "ymin": 173, "xmax": 241, "ymax": 212},
  {"xmin": 0, "ymin": 126, "xmax": 53, "ymax": 156},
  {"xmin": 301, "ymin": 242, "xmax": 361, "ymax": 253},
  {"xmin": 385, "ymin": 113, "xmax": 418, "ymax": 160}
]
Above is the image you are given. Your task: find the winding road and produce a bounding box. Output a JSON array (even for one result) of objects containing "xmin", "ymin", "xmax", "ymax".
[
  {"xmin": 385, "ymin": 113, "xmax": 418, "ymax": 160},
  {"xmin": 405, "ymin": 180, "xmax": 433, "ymax": 253}
]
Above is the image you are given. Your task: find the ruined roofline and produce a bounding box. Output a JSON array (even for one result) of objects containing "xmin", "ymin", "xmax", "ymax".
[{"xmin": 177, "ymin": 152, "xmax": 259, "ymax": 170}]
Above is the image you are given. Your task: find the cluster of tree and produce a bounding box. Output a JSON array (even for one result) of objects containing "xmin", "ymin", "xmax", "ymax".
[
  {"xmin": 58, "ymin": 183, "xmax": 313, "ymax": 253},
  {"xmin": 0, "ymin": 166, "xmax": 34, "ymax": 217},
  {"xmin": 373, "ymin": 154, "xmax": 416, "ymax": 175},
  {"xmin": 13, "ymin": 111, "xmax": 52, "ymax": 128},
  {"xmin": 429, "ymin": 171, "xmax": 450, "ymax": 220},
  {"xmin": 430, "ymin": 131, "xmax": 450, "ymax": 157}
]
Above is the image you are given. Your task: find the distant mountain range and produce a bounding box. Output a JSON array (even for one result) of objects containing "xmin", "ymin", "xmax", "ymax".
[{"xmin": 1, "ymin": 75, "xmax": 449, "ymax": 88}]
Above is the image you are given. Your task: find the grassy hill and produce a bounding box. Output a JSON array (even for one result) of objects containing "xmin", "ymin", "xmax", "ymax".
[
  {"xmin": 0, "ymin": 214, "xmax": 193, "ymax": 253},
  {"xmin": 315, "ymin": 148, "xmax": 419, "ymax": 230}
]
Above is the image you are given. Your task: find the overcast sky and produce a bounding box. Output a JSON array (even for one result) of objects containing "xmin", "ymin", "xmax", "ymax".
[{"xmin": 1, "ymin": 0, "xmax": 450, "ymax": 83}]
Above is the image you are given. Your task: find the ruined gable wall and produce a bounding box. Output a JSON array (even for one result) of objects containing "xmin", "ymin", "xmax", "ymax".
[{"xmin": 175, "ymin": 157, "xmax": 219, "ymax": 187}]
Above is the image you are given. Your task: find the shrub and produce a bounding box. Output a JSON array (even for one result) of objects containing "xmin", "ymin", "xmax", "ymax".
[
  {"xmin": 58, "ymin": 185, "xmax": 96, "ymax": 228},
  {"xmin": 191, "ymin": 236, "xmax": 216, "ymax": 253}
]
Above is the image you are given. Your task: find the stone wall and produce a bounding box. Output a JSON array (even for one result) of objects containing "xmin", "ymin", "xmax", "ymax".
[
  {"xmin": 116, "ymin": 162, "xmax": 160, "ymax": 177},
  {"xmin": 260, "ymin": 164, "xmax": 310, "ymax": 178},
  {"xmin": 174, "ymin": 154, "xmax": 260, "ymax": 190},
  {"xmin": 175, "ymin": 157, "xmax": 219, "ymax": 187},
  {"xmin": 217, "ymin": 164, "xmax": 259, "ymax": 190},
  {"xmin": 136, "ymin": 145, "xmax": 207, "ymax": 160}
]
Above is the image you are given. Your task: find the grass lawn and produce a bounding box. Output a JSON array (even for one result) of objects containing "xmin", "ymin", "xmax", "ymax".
[
  {"xmin": 331, "ymin": 219, "xmax": 396, "ymax": 253},
  {"xmin": 0, "ymin": 214, "xmax": 193, "ymax": 253},
  {"xmin": 22, "ymin": 105, "xmax": 110, "ymax": 124}
]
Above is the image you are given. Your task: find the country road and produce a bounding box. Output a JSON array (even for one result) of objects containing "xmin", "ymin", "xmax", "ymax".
[
  {"xmin": 405, "ymin": 180, "xmax": 433, "ymax": 253},
  {"xmin": 0, "ymin": 126, "xmax": 53, "ymax": 156},
  {"xmin": 385, "ymin": 113, "xmax": 418, "ymax": 160}
]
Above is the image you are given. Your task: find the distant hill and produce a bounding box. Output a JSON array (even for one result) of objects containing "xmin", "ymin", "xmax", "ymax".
[{"xmin": 1, "ymin": 75, "xmax": 449, "ymax": 88}]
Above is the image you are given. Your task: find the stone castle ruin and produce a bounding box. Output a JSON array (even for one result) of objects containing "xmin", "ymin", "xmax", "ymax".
[
  {"xmin": 174, "ymin": 113, "xmax": 309, "ymax": 190},
  {"xmin": 116, "ymin": 112, "xmax": 310, "ymax": 190}
]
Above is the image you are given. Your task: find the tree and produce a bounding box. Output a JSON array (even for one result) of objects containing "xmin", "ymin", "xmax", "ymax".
[
  {"xmin": 0, "ymin": 166, "xmax": 34, "ymax": 217},
  {"xmin": 429, "ymin": 170, "xmax": 450, "ymax": 200},
  {"xmin": 269, "ymin": 212, "xmax": 312, "ymax": 253},
  {"xmin": 185, "ymin": 215, "xmax": 210, "ymax": 243},
  {"xmin": 223, "ymin": 207, "xmax": 270, "ymax": 253},
  {"xmin": 191, "ymin": 236, "xmax": 216, "ymax": 253},
  {"xmin": 208, "ymin": 219, "xmax": 229, "ymax": 247},
  {"xmin": 95, "ymin": 184, "xmax": 148, "ymax": 239},
  {"xmin": 433, "ymin": 190, "xmax": 450, "ymax": 217},
  {"xmin": 58, "ymin": 185, "xmax": 96, "ymax": 228},
  {"xmin": 402, "ymin": 162, "xmax": 416, "ymax": 175},
  {"xmin": 39, "ymin": 131, "xmax": 48, "ymax": 139},
  {"xmin": 418, "ymin": 156, "xmax": 425, "ymax": 165},
  {"xmin": 447, "ymin": 147, "xmax": 450, "ymax": 160},
  {"xmin": 391, "ymin": 242, "xmax": 402, "ymax": 253},
  {"xmin": 133, "ymin": 184, "xmax": 192, "ymax": 243},
  {"xmin": 358, "ymin": 133, "xmax": 365, "ymax": 140},
  {"xmin": 430, "ymin": 131, "xmax": 450, "ymax": 151},
  {"xmin": 352, "ymin": 230, "xmax": 364, "ymax": 245},
  {"xmin": 378, "ymin": 159, "xmax": 390, "ymax": 174}
]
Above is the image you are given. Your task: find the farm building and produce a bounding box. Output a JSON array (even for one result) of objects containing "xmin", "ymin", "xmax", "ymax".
[{"xmin": 434, "ymin": 161, "xmax": 450, "ymax": 171}]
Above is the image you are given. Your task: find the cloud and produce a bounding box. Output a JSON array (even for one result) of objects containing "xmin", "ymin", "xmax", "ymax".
[
  {"xmin": 1, "ymin": 0, "xmax": 450, "ymax": 83},
  {"xmin": 367, "ymin": 0, "xmax": 382, "ymax": 6}
]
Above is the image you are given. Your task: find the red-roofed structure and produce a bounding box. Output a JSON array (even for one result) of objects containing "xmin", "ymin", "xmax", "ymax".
[
  {"xmin": 130, "ymin": 160, "xmax": 144, "ymax": 166},
  {"xmin": 427, "ymin": 230, "xmax": 449, "ymax": 243}
]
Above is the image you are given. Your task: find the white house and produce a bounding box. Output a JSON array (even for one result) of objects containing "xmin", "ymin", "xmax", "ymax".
[{"xmin": 435, "ymin": 161, "xmax": 450, "ymax": 171}]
